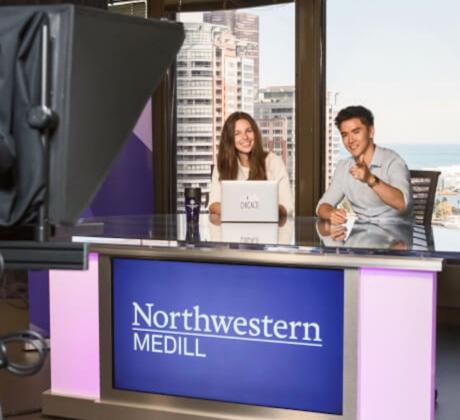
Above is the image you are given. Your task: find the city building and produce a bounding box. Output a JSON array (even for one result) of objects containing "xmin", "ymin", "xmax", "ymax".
[
  {"xmin": 325, "ymin": 91, "xmax": 342, "ymax": 188},
  {"xmin": 176, "ymin": 22, "xmax": 215, "ymax": 210},
  {"xmin": 204, "ymin": 10, "xmax": 259, "ymax": 98},
  {"xmin": 257, "ymin": 117, "xmax": 288, "ymax": 163},
  {"xmin": 176, "ymin": 19, "xmax": 257, "ymax": 210},
  {"xmin": 254, "ymin": 86, "xmax": 295, "ymax": 185}
]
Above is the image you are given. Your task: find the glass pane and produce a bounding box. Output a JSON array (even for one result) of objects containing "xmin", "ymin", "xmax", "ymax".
[
  {"xmin": 326, "ymin": 0, "xmax": 460, "ymax": 223},
  {"xmin": 176, "ymin": 4, "xmax": 295, "ymax": 211}
]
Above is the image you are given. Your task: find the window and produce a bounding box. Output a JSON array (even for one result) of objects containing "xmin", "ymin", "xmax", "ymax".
[
  {"xmin": 175, "ymin": 5, "xmax": 295, "ymax": 211},
  {"xmin": 326, "ymin": 0, "xmax": 460, "ymax": 223}
]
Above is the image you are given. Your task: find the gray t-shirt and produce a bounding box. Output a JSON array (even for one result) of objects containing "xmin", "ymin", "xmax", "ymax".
[{"xmin": 317, "ymin": 145, "xmax": 413, "ymax": 220}]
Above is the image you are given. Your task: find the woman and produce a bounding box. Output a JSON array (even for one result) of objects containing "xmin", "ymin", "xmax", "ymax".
[{"xmin": 208, "ymin": 111, "xmax": 293, "ymax": 216}]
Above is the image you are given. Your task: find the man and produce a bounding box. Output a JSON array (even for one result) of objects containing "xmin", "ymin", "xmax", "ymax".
[{"xmin": 317, "ymin": 105, "xmax": 412, "ymax": 224}]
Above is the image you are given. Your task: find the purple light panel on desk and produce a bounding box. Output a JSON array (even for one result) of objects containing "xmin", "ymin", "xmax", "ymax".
[
  {"xmin": 49, "ymin": 253, "xmax": 100, "ymax": 398},
  {"xmin": 358, "ymin": 268, "xmax": 436, "ymax": 420}
]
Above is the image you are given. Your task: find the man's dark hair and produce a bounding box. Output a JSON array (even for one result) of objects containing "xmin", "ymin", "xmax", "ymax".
[{"xmin": 334, "ymin": 105, "xmax": 374, "ymax": 129}]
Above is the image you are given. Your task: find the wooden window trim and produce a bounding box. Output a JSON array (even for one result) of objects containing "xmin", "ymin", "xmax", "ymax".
[
  {"xmin": 149, "ymin": 0, "xmax": 325, "ymax": 216},
  {"xmin": 295, "ymin": 0, "xmax": 325, "ymax": 215},
  {"xmin": 163, "ymin": 0, "xmax": 292, "ymax": 13}
]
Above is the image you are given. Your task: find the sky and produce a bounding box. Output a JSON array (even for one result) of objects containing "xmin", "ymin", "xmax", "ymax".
[
  {"xmin": 327, "ymin": 0, "xmax": 460, "ymax": 144},
  {"xmin": 245, "ymin": 4, "xmax": 295, "ymax": 88},
  {"xmin": 178, "ymin": 5, "xmax": 295, "ymax": 88},
  {"xmin": 180, "ymin": 1, "xmax": 460, "ymax": 144}
]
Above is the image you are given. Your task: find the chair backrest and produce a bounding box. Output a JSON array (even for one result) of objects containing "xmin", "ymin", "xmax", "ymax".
[{"xmin": 410, "ymin": 170, "xmax": 441, "ymax": 225}]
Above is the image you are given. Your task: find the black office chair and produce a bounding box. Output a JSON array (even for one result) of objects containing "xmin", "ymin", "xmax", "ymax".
[
  {"xmin": 410, "ymin": 170, "xmax": 441, "ymax": 402},
  {"xmin": 409, "ymin": 170, "xmax": 441, "ymax": 225}
]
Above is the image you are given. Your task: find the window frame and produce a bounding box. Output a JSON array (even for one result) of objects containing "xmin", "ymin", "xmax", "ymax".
[{"xmin": 149, "ymin": 0, "xmax": 326, "ymax": 216}]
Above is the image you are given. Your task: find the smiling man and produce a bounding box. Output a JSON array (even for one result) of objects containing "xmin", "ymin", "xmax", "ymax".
[{"xmin": 317, "ymin": 105, "xmax": 413, "ymax": 223}]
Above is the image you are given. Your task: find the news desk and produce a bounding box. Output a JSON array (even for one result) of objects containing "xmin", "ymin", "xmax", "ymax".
[{"xmin": 42, "ymin": 214, "xmax": 460, "ymax": 420}]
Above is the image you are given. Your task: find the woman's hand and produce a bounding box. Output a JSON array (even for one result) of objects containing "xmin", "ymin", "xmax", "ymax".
[
  {"xmin": 209, "ymin": 202, "xmax": 221, "ymax": 215},
  {"xmin": 278, "ymin": 204, "xmax": 287, "ymax": 219},
  {"xmin": 209, "ymin": 212, "xmax": 222, "ymax": 226}
]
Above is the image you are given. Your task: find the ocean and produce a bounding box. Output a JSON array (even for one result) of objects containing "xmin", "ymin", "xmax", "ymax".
[
  {"xmin": 338, "ymin": 142, "xmax": 460, "ymax": 208},
  {"xmin": 379, "ymin": 143, "xmax": 460, "ymax": 170},
  {"xmin": 339, "ymin": 143, "xmax": 460, "ymax": 169}
]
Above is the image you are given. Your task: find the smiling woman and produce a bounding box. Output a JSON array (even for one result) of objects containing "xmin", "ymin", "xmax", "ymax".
[
  {"xmin": 171, "ymin": 5, "xmax": 304, "ymax": 215},
  {"xmin": 233, "ymin": 119, "xmax": 256, "ymax": 163},
  {"xmin": 217, "ymin": 112, "xmax": 266, "ymax": 181},
  {"xmin": 208, "ymin": 111, "xmax": 293, "ymax": 216}
]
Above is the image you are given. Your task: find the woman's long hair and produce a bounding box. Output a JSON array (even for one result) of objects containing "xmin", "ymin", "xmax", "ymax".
[{"xmin": 217, "ymin": 111, "xmax": 267, "ymax": 180}]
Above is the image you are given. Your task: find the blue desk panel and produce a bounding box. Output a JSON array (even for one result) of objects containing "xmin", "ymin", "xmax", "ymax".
[{"xmin": 112, "ymin": 258, "xmax": 344, "ymax": 414}]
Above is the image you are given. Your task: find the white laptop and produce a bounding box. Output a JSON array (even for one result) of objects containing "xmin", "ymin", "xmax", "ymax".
[{"xmin": 221, "ymin": 180, "xmax": 278, "ymax": 222}]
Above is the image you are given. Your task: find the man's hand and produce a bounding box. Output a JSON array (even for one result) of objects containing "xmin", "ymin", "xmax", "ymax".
[
  {"xmin": 349, "ymin": 154, "xmax": 371, "ymax": 183},
  {"xmin": 331, "ymin": 224, "xmax": 347, "ymax": 241},
  {"xmin": 330, "ymin": 208, "xmax": 347, "ymax": 225},
  {"xmin": 316, "ymin": 219, "xmax": 347, "ymax": 241},
  {"xmin": 350, "ymin": 154, "xmax": 407, "ymax": 212},
  {"xmin": 317, "ymin": 203, "xmax": 347, "ymax": 224}
]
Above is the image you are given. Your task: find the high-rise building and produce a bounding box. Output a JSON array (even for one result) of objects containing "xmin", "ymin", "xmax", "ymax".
[
  {"xmin": 325, "ymin": 91, "xmax": 342, "ymax": 188},
  {"xmin": 176, "ymin": 20, "xmax": 257, "ymax": 210},
  {"xmin": 258, "ymin": 117, "xmax": 288, "ymax": 163},
  {"xmin": 254, "ymin": 86, "xmax": 295, "ymax": 185},
  {"xmin": 211, "ymin": 29, "xmax": 254, "ymax": 155},
  {"xmin": 204, "ymin": 10, "xmax": 259, "ymax": 98},
  {"xmin": 176, "ymin": 23, "xmax": 215, "ymax": 210}
]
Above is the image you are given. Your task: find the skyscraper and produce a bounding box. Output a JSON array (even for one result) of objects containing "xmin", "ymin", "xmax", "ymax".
[
  {"xmin": 204, "ymin": 10, "xmax": 259, "ymax": 98},
  {"xmin": 176, "ymin": 18, "xmax": 257, "ymax": 210},
  {"xmin": 325, "ymin": 91, "xmax": 342, "ymax": 188},
  {"xmin": 257, "ymin": 117, "xmax": 289, "ymax": 163},
  {"xmin": 176, "ymin": 23, "xmax": 215, "ymax": 210},
  {"xmin": 254, "ymin": 86, "xmax": 295, "ymax": 185}
]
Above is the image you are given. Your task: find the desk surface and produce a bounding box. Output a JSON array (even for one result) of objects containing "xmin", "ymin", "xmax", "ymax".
[{"xmin": 61, "ymin": 213, "xmax": 460, "ymax": 261}]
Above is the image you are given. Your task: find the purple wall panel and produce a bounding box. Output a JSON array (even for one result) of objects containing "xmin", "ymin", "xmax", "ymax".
[
  {"xmin": 89, "ymin": 132, "xmax": 153, "ymax": 216},
  {"xmin": 87, "ymin": 99, "xmax": 153, "ymax": 217},
  {"xmin": 28, "ymin": 270, "xmax": 50, "ymax": 336}
]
